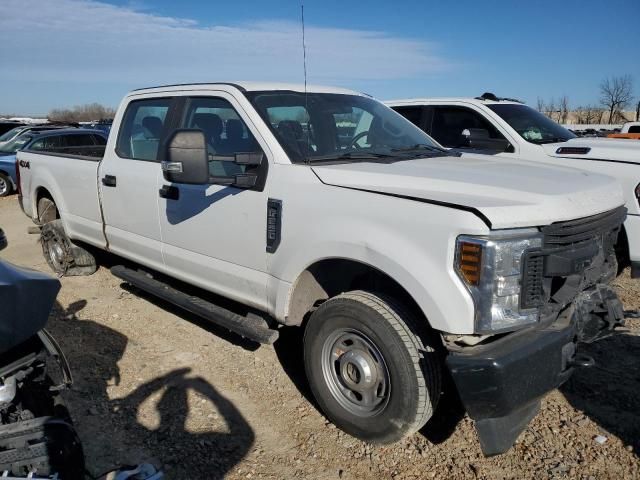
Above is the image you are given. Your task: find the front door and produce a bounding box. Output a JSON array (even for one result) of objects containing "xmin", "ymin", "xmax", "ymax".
[
  {"xmin": 157, "ymin": 94, "xmax": 271, "ymax": 311},
  {"xmin": 99, "ymin": 96, "xmax": 175, "ymax": 270}
]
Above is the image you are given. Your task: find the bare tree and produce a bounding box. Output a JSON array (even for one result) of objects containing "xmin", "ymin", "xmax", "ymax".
[
  {"xmin": 599, "ymin": 75, "xmax": 633, "ymax": 124},
  {"xmin": 536, "ymin": 97, "xmax": 545, "ymax": 112},
  {"xmin": 48, "ymin": 103, "xmax": 116, "ymax": 123},
  {"xmin": 559, "ymin": 95, "xmax": 569, "ymax": 124},
  {"xmin": 544, "ymin": 98, "xmax": 557, "ymax": 121}
]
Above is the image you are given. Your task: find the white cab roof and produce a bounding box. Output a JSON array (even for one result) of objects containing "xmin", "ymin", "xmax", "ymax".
[
  {"xmin": 385, "ymin": 97, "xmax": 520, "ymax": 106},
  {"xmin": 130, "ymin": 82, "xmax": 361, "ymax": 96}
]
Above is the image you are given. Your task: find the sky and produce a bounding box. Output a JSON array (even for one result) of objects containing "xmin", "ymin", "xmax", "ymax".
[{"xmin": 1, "ymin": 0, "xmax": 639, "ymax": 116}]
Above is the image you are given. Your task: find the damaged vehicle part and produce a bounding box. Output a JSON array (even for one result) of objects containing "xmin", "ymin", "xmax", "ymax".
[{"xmin": 0, "ymin": 245, "xmax": 83, "ymax": 477}]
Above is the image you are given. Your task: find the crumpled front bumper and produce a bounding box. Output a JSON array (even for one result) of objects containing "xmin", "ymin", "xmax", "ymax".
[{"xmin": 446, "ymin": 284, "xmax": 624, "ymax": 456}]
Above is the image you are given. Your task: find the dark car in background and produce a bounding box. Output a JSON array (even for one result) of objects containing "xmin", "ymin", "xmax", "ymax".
[
  {"xmin": 0, "ymin": 121, "xmax": 26, "ymax": 136},
  {"xmin": 0, "ymin": 129, "xmax": 107, "ymax": 197}
]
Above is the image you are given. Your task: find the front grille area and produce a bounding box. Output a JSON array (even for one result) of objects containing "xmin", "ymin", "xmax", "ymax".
[
  {"xmin": 541, "ymin": 206, "xmax": 627, "ymax": 248},
  {"xmin": 521, "ymin": 206, "xmax": 627, "ymax": 310}
]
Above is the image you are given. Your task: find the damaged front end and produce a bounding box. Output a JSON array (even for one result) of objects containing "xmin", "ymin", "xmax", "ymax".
[{"xmin": 446, "ymin": 206, "xmax": 627, "ymax": 456}]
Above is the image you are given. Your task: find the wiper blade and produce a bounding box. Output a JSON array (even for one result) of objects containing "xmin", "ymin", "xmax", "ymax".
[
  {"xmin": 532, "ymin": 137, "xmax": 568, "ymax": 144},
  {"xmin": 306, "ymin": 151, "xmax": 396, "ymax": 162},
  {"xmin": 391, "ymin": 143, "xmax": 445, "ymax": 153}
]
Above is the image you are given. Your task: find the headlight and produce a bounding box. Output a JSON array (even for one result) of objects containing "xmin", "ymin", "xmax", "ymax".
[{"xmin": 455, "ymin": 230, "xmax": 543, "ymax": 333}]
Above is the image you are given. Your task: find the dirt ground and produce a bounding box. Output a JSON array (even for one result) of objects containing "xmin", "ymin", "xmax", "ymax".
[{"xmin": 1, "ymin": 194, "xmax": 639, "ymax": 480}]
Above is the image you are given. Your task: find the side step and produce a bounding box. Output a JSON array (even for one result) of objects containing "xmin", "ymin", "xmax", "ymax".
[{"xmin": 111, "ymin": 265, "xmax": 279, "ymax": 345}]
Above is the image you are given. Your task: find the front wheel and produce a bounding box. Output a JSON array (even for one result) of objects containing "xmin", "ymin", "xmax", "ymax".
[
  {"xmin": 0, "ymin": 173, "xmax": 12, "ymax": 197},
  {"xmin": 304, "ymin": 290, "xmax": 441, "ymax": 444}
]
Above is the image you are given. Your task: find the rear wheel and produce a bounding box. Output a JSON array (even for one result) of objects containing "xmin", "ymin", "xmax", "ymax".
[
  {"xmin": 304, "ymin": 290, "xmax": 441, "ymax": 444},
  {"xmin": 41, "ymin": 220, "xmax": 96, "ymax": 276},
  {"xmin": 37, "ymin": 197, "xmax": 58, "ymax": 224},
  {"xmin": 0, "ymin": 173, "xmax": 12, "ymax": 197}
]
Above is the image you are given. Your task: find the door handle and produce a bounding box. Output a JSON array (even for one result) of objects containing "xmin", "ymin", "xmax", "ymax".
[
  {"xmin": 102, "ymin": 175, "xmax": 117, "ymax": 187},
  {"xmin": 159, "ymin": 185, "xmax": 179, "ymax": 200}
]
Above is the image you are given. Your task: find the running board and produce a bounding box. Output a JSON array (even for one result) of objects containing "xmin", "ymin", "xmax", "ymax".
[{"xmin": 110, "ymin": 265, "xmax": 279, "ymax": 344}]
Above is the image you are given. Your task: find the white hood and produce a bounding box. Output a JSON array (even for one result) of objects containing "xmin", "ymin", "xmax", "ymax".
[
  {"xmin": 542, "ymin": 137, "xmax": 640, "ymax": 164},
  {"xmin": 312, "ymin": 154, "xmax": 624, "ymax": 229}
]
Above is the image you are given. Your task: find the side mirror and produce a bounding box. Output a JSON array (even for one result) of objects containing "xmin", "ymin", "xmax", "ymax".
[
  {"xmin": 162, "ymin": 130, "xmax": 210, "ymax": 184},
  {"xmin": 0, "ymin": 228, "xmax": 7, "ymax": 251},
  {"xmin": 461, "ymin": 128, "xmax": 511, "ymax": 152}
]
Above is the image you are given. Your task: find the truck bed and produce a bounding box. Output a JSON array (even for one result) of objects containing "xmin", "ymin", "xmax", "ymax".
[{"xmin": 17, "ymin": 148, "xmax": 107, "ymax": 249}]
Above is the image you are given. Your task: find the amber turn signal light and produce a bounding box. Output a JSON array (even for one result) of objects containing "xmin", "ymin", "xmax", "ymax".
[{"xmin": 457, "ymin": 241, "xmax": 482, "ymax": 286}]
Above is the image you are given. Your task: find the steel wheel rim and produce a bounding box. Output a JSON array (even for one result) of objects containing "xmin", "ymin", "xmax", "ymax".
[
  {"xmin": 321, "ymin": 328, "xmax": 390, "ymax": 417},
  {"xmin": 47, "ymin": 236, "xmax": 65, "ymax": 269},
  {"xmin": 0, "ymin": 177, "xmax": 7, "ymax": 196}
]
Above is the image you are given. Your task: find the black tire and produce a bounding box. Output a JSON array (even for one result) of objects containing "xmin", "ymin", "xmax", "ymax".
[
  {"xmin": 37, "ymin": 197, "xmax": 58, "ymax": 224},
  {"xmin": 304, "ymin": 290, "xmax": 441, "ymax": 444},
  {"xmin": 41, "ymin": 220, "xmax": 97, "ymax": 276},
  {"xmin": 0, "ymin": 173, "xmax": 12, "ymax": 197}
]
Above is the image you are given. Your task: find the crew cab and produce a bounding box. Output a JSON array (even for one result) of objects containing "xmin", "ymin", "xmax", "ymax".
[
  {"xmin": 387, "ymin": 93, "xmax": 640, "ymax": 277},
  {"xmin": 18, "ymin": 83, "xmax": 627, "ymax": 455}
]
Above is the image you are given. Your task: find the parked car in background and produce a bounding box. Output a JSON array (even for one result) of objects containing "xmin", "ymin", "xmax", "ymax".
[
  {"xmin": 0, "ymin": 129, "xmax": 106, "ymax": 197},
  {"xmin": 0, "ymin": 124, "xmax": 78, "ymax": 148},
  {"xmin": 608, "ymin": 122, "xmax": 640, "ymax": 140},
  {"xmin": 387, "ymin": 93, "xmax": 640, "ymax": 277},
  {"xmin": 0, "ymin": 121, "xmax": 26, "ymax": 136},
  {"xmin": 17, "ymin": 82, "xmax": 627, "ymax": 456},
  {"xmin": 80, "ymin": 119, "xmax": 113, "ymax": 136}
]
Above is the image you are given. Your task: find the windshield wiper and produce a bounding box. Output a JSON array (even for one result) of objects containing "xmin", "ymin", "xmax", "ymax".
[
  {"xmin": 306, "ymin": 151, "xmax": 397, "ymax": 163},
  {"xmin": 391, "ymin": 143, "xmax": 445, "ymax": 153},
  {"xmin": 530, "ymin": 137, "xmax": 569, "ymax": 145}
]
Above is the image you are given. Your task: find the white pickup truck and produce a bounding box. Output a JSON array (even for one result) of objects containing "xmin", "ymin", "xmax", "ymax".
[
  {"xmin": 17, "ymin": 82, "xmax": 627, "ymax": 456},
  {"xmin": 386, "ymin": 93, "xmax": 640, "ymax": 278}
]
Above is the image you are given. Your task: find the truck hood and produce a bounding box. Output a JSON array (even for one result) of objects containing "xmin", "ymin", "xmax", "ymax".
[
  {"xmin": 542, "ymin": 137, "xmax": 640, "ymax": 164},
  {"xmin": 311, "ymin": 154, "xmax": 624, "ymax": 229}
]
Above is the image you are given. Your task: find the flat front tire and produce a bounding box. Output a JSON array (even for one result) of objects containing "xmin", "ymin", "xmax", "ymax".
[{"xmin": 304, "ymin": 290, "xmax": 441, "ymax": 444}]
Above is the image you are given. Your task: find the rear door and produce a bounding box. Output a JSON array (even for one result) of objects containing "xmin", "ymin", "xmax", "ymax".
[
  {"xmin": 157, "ymin": 94, "xmax": 271, "ymax": 310},
  {"xmin": 98, "ymin": 96, "xmax": 177, "ymax": 271}
]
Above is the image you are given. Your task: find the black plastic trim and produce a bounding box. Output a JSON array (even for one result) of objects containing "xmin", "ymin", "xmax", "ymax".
[
  {"xmin": 631, "ymin": 261, "xmax": 640, "ymax": 278},
  {"xmin": 555, "ymin": 156, "xmax": 640, "ymax": 167},
  {"xmin": 266, "ymin": 199, "xmax": 282, "ymax": 253},
  {"xmin": 131, "ymin": 82, "xmax": 247, "ymax": 92}
]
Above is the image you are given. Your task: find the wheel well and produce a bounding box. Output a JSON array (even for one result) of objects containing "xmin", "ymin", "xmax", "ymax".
[
  {"xmin": 615, "ymin": 224, "xmax": 630, "ymax": 270},
  {"xmin": 35, "ymin": 188, "xmax": 59, "ymax": 221},
  {"xmin": 287, "ymin": 258, "xmax": 426, "ymax": 327}
]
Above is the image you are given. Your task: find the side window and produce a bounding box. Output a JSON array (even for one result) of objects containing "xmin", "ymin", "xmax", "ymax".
[
  {"xmin": 393, "ymin": 106, "xmax": 424, "ymax": 129},
  {"xmin": 430, "ymin": 106, "xmax": 506, "ymax": 148},
  {"xmin": 92, "ymin": 135, "xmax": 107, "ymax": 145},
  {"xmin": 61, "ymin": 134, "xmax": 97, "ymax": 148},
  {"xmin": 116, "ymin": 98, "xmax": 172, "ymax": 161},
  {"xmin": 629, "ymin": 125, "xmax": 640, "ymax": 134},
  {"xmin": 31, "ymin": 135, "xmax": 62, "ymax": 152},
  {"xmin": 182, "ymin": 97, "xmax": 261, "ymax": 178}
]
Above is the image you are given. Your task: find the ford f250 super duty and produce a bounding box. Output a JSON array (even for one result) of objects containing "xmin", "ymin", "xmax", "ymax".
[
  {"xmin": 387, "ymin": 93, "xmax": 640, "ymax": 279},
  {"xmin": 17, "ymin": 82, "xmax": 627, "ymax": 456}
]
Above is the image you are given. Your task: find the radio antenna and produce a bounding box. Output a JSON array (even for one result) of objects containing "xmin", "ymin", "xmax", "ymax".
[
  {"xmin": 301, "ymin": 4, "xmax": 308, "ymax": 94},
  {"xmin": 301, "ymin": 4, "xmax": 311, "ymax": 164}
]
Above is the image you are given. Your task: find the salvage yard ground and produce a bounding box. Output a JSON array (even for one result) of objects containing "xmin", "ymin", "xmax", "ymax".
[{"xmin": 1, "ymin": 195, "xmax": 639, "ymax": 479}]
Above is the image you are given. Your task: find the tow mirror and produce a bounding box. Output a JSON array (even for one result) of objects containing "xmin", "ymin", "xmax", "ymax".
[
  {"xmin": 0, "ymin": 228, "xmax": 7, "ymax": 251},
  {"xmin": 162, "ymin": 130, "xmax": 210, "ymax": 185},
  {"xmin": 461, "ymin": 128, "xmax": 511, "ymax": 152},
  {"xmin": 208, "ymin": 152, "xmax": 263, "ymax": 189}
]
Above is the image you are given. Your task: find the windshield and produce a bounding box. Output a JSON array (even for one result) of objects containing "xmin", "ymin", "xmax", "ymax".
[
  {"xmin": 0, "ymin": 126, "xmax": 26, "ymax": 142},
  {"xmin": 487, "ymin": 104, "xmax": 576, "ymax": 144},
  {"xmin": 0, "ymin": 134, "xmax": 33, "ymax": 153},
  {"xmin": 246, "ymin": 91, "xmax": 444, "ymax": 163}
]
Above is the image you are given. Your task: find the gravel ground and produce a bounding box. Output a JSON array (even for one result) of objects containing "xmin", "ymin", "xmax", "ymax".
[{"xmin": 1, "ymin": 195, "xmax": 639, "ymax": 479}]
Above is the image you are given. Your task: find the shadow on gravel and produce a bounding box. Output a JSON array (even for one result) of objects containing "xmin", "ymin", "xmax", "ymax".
[
  {"xmin": 561, "ymin": 332, "xmax": 640, "ymax": 454},
  {"xmin": 49, "ymin": 300, "xmax": 255, "ymax": 479},
  {"xmin": 87, "ymin": 247, "xmax": 261, "ymax": 352}
]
